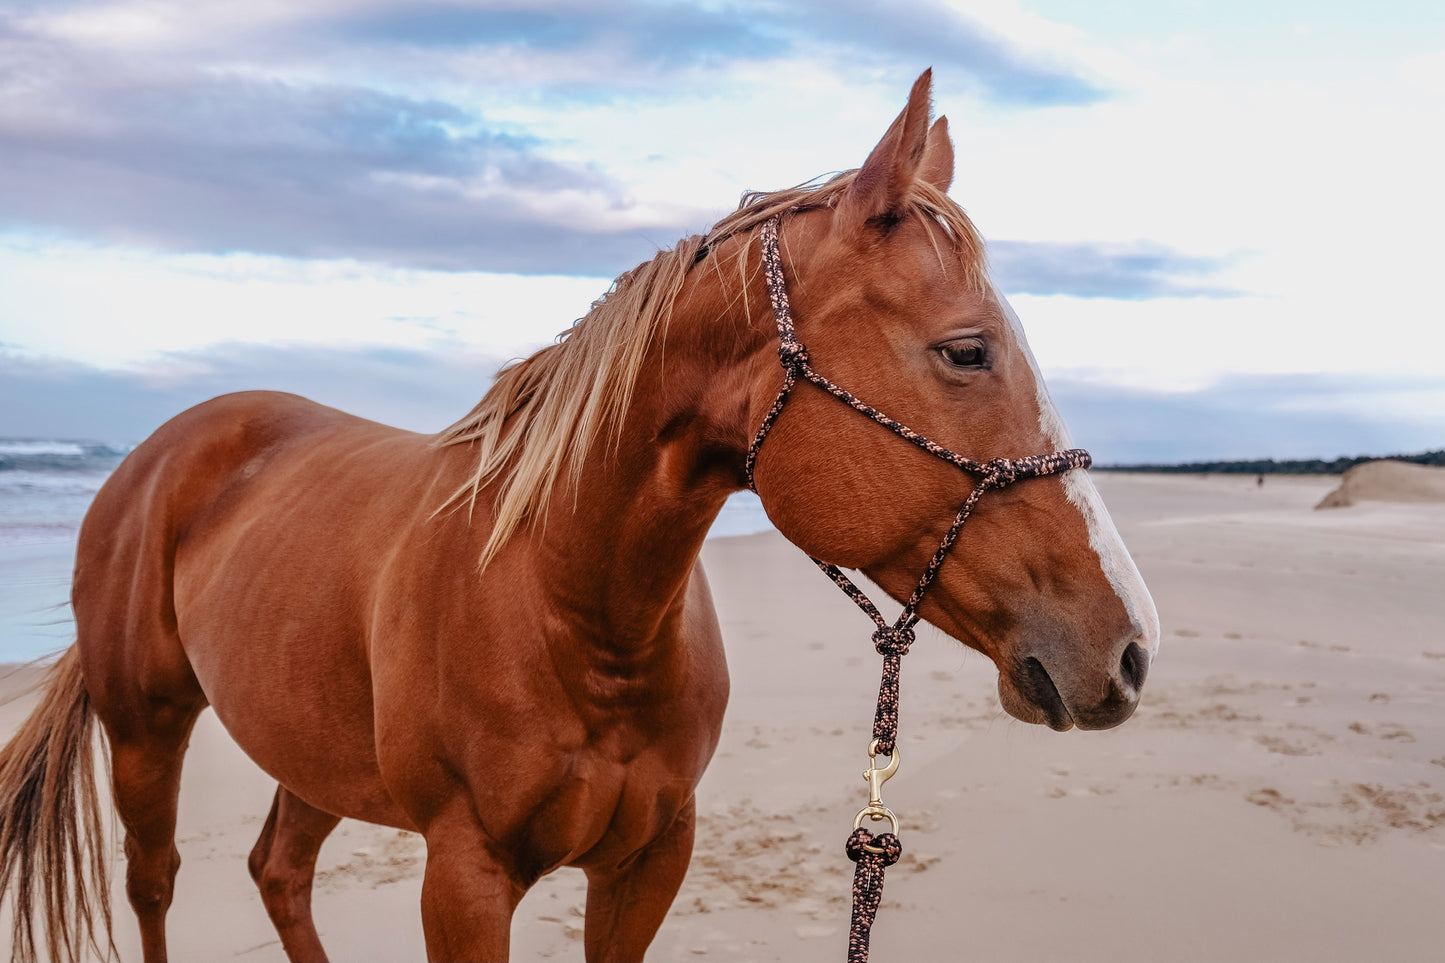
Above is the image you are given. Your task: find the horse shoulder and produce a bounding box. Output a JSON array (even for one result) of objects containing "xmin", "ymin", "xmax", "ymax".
[{"xmin": 682, "ymin": 558, "xmax": 728, "ymax": 691}]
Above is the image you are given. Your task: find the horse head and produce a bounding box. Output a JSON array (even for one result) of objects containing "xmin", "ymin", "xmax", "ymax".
[{"xmin": 746, "ymin": 71, "xmax": 1159, "ymax": 731}]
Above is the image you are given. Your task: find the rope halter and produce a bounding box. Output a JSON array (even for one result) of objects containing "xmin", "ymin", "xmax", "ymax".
[{"xmin": 743, "ymin": 214, "xmax": 1091, "ymax": 962}]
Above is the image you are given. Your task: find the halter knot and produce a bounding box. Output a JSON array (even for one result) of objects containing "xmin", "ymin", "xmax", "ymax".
[
  {"xmin": 777, "ymin": 340, "xmax": 810, "ymax": 369},
  {"xmin": 871, "ymin": 625, "xmax": 915, "ymax": 658},
  {"xmin": 980, "ymin": 457, "xmax": 1021, "ymax": 489},
  {"xmin": 845, "ymin": 827, "xmax": 902, "ymax": 865}
]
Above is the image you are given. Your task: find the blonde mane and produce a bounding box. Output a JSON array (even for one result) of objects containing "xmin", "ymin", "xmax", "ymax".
[{"xmin": 436, "ymin": 170, "xmax": 987, "ymax": 568}]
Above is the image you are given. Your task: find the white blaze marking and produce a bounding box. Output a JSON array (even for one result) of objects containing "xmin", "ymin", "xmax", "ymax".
[{"xmin": 995, "ymin": 291, "xmax": 1161, "ymax": 656}]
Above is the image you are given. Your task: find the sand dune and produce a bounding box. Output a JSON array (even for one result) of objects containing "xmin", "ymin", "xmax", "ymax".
[
  {"xmin": 2, "ymin": 472, "xmax": 1443, "ymax": 961},
  {"xmin": 1316, "ymin": 458, "xmax": 1445, "ymax": 508}
]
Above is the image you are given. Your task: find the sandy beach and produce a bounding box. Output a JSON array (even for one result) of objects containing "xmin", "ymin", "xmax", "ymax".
[{"xmin": 2, "ymin": 472, "xmax": 1442, "ymax": 961}]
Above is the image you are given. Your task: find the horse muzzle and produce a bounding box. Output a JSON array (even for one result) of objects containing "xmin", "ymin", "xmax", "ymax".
[{"xmin": 999, "ymin": 636, "xmax": 1151, "ymax": 732}]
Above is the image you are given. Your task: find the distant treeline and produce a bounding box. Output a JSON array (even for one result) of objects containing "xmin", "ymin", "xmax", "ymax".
[{"xmin": 1101, "ymin": 449, "xmax": 1445, "ymax": 475}]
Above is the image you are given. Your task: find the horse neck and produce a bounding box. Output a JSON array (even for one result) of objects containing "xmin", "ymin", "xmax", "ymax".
[{"xmin": 530, "ymin": 239, "xmax": 772, "ymax": 651}]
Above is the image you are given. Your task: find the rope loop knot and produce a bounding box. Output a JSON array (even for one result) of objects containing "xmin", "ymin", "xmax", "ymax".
[
  {"xmin": 777, "ymin": 340, "xmax": 810, "ymax": 369},
  {"xmin": 845, "ymin": 828, "xmax": 903, "ymax": 866},
  {"xmin": 871, "ymin": 625, "xmax": 915, "ymax": 658}
]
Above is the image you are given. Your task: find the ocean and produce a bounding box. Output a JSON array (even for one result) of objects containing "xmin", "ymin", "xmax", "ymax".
[
  {"xmin": 0, "ymin": 438, "xmax": 772, "ymax": 662},
  {"xmin": 0, "ymin": 440, "xmax": 131, "ymax": 547}
]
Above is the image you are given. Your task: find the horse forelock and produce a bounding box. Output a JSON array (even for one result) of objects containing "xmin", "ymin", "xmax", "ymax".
[{"xmin": 436, "ymin": 170, "xmax": 991, "ymax": 569}]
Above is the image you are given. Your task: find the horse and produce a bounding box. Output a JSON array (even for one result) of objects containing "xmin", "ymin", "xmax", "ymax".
[{"xmin": 0, "ymin": 70, "xmax": 1158, "ymax": 963}]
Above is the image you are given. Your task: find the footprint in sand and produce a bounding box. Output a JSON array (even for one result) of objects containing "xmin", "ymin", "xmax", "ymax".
[
  {"xmin": 1245, "ymin": 787, "xmax": 1294, "ymax": 810},
  {"xmin": 677, "ymin": 807, "xmax": 842, "ymax": 916},
  {"xmin": 1244, "ymin": 782, "xmax": 1445, "ymax": 844},
  {"xmin": 896, "ymin": 851, "xmax": 942, "ymax": 873},
  {"xmin": 1255, "ymin": 734, "xmax": 1318, "ymax": 757},
  {"xmin": 1171, "ymin": 774, "xmax": 1222, "ymax": 788},
  {"xmin": 1348, "ymin": 721, "xmax": 1417, "ymax": 742},
  {"xmin": 1336, "ymin": 783, "xmax": 1445, "ymax": 836},
  {"xmin": 1298, "ymin": 639, "xmax": 1351, "ymax": 653},
  {"xmin": 315, "ymin": 829, "xmax": 424, "ymax": 891}
]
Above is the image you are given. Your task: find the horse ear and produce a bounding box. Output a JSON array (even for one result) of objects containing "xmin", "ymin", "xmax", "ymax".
[
  {"xmin": 919, "ymin": 116, "xmax": 953, "ymax": 192},
  {"xmin": 840, "ymin": 69, "xmax": 935, "ymax": 226}
]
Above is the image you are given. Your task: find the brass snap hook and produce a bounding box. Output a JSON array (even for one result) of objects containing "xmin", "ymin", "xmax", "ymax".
[
  {"xmin": 862, "ymin": 738, "xmax": 899, "ymax": 810},
  {"xmin": 853, "ymin": 739, "xmax": 901, "ymax": 853}
]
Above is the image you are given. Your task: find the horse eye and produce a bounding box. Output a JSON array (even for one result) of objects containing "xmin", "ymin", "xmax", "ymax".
[{"xmin": 939, "ymin": 340, "xmax": 986, "ymax": 368}]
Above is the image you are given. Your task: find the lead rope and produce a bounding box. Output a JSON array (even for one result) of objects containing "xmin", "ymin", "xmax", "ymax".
[{"xmin": 744, "ymin": 215, "xmax": 1091, "ymax": 962}]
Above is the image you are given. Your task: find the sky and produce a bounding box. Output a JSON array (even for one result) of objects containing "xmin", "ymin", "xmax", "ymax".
[{"xmin": 1, "ymin": 0, "xmax": 1443, "ymax": 463}]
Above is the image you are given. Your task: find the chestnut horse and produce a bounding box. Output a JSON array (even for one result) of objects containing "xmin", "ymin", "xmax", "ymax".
[{"xmin": 0, "ymin": 71, "xmax": 1158, "ymax": 963}]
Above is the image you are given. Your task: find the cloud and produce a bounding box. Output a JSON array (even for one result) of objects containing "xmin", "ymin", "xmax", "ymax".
[
  {"xmin": 0, "ymin": 2, "xmax": 1111, "ymax": 273},
  {"xmin": 0, "ymin": 42, "xmax": 1204, "ymax": 288},
  {"xmin": 0, "ymin": 32, "xmax": 690, "ymax": 274},
  {"xmin": 334, "ymin": 2, "xmax": 785, "ymax": 68},
  {"xmin": 787, "ymin": 0, "xmax": 1106, "ymax": 106},
  {"xmin": 312, "ymin": 1, "xmax": 1104, "ymax": 104},
  {"xmin": 0, "ymin": 49, "xmax": 1131, "ymax": 281},
  {"xmin": 1051, "ymin": 373, "xmax": 1445, "ymax": 464},
  {"xmin": 0, "ymin": 344, "xmax": 511, "ymax": 442},
  {"xmin": 989, "ymin": 240, "xmax": 1241, "ymax": 299}
]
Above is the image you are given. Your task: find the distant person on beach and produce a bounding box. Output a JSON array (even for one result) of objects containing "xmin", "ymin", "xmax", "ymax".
[{"xmin": 1257, "ymin": 474, "xmax": 1265, "ymax": 487}]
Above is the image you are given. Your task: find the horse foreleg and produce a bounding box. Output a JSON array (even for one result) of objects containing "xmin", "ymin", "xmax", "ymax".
[
  {"xmin": 582, "ymin": 797, "xmax": 696, "ymax": 963},
  {"xmin": 248, "ymin": 785, "xmax": 342, "ymax": 963},
  {"xmin": 419, "ymin": 812, "xmax": 525, "ymax": 962}
]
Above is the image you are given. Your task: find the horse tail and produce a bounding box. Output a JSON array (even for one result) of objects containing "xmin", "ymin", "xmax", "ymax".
[{"xmin": 0, "ymin": 647, "xmax": 114, "ymax": 963}]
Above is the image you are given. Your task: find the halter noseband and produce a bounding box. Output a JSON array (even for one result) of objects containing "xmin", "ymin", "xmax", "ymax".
[{"xmin": 743, "ymin": 214, "xmax": 1091, "ymax": 963}]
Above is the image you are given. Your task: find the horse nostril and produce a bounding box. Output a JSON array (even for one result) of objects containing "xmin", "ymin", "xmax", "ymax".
[
  {"xmin": 1120, "ymin": 641, "xmax": 1149, "ymax": 693},
  {"xmin": 1021, "ymin": 657, "xmax": 1072, "ymax": 730}
]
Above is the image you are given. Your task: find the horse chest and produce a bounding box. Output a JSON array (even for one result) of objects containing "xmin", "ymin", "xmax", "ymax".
[
  {"xmin": 509, "ymin": 745, "xmax": 699, "ymax": 872},
  {"xmin": 574, "ymin": 657, "xmax": 678, "ymax": 709},
  {"xmin": 457, "ymin": 668, "xmax": 720, "ymax": 870}
]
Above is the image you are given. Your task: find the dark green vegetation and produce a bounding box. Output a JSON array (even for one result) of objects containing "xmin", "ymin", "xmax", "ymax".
[{"xmin": 1101, "ymin": 450, "xmax": 1445, "ymax": 475}]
